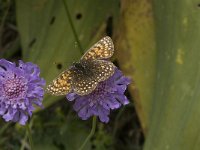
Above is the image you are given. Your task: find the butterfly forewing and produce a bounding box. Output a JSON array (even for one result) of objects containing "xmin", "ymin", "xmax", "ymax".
[
  {"xmin": 46, "ymin": 70, "xmax": 72, "ymax": 95},
  {"xmin": 81, "ymin": 36, "xmax": 114, "ymax": 60}
]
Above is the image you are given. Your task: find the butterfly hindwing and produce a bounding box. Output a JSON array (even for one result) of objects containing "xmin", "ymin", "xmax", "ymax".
[
  {"xmin": 71, "ymin": 64, "xmax": 98, "ymax": 95},
  {"xmin": 81, "ymin": 36, "xmax": 114, "ymax": 60},
  {"xmin": 90, "ymin": 60, "xmax": 115, "ymax": 82},
  {"xmin": 72, "ymin": 78, "xmax": 98, "ymax": 96},
  {"xmin": 46, "ymin": 70, "xmax": 72, "ymax": 95},
  {"xmin": 71, "ymin": 60, "xmax": 115, "ymax": 95}
]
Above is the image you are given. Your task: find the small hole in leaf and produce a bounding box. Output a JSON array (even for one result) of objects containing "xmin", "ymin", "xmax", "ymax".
[
  {"xmin": 198, "ymin": 3, "xmax": 200, "ymax": 7},
  {"xmin": 118, "ymin": 1, "xmax": 121, "ymax": 8},
  {"xmin": 53, "ymin": 140, "xmax": 65, "ymax": 150},
  {"xmin": 91, "ymin": 144, "xmax": 96, "ymax": 150},
  {"xmin": 56, "ymin": 63, "xmax": 62, "ymax": 70},
  {"xmin": 50, "ymin": 16, "xmax": 56, "ymax": 25},
  {"xmin": 90, "ymin": 136, "xmax": 96, "ymax": 150},
  {"xmin": 106, "ymin": 16, "xmax": 113, "ymax": 37},
  {"xmin": 28, "ymin": 38, "xmax": 36, "ymax": 48},
  {"xmin": 76, "ymin": 13, "xmax": 82, "ymax": 20}
]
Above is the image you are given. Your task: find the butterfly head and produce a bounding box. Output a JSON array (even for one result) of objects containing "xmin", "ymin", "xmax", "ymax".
[{"xmin": 72, "ymin": 61, "xmax": 84, "ymax": 70}]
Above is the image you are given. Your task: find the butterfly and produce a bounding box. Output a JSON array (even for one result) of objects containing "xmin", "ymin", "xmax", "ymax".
[{"xmin": 46, "ymin": 36, "xmax": 116, "ymax": 96}]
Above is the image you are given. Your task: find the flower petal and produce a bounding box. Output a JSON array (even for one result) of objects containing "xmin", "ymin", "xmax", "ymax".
[
  {"xmin": 18, "ymin": 111, "xmax": 29, "ymax": 125},
  {"xmin": 73, "ymin": 97, "xmax": 88, "ymax": 111},
  {"xmin": 0, "ymin": 59, "xmax": 45, "ymax": 125},
  {"xmin": 78, "ymin": 106, "xmax": 89, "ymax": 120},
  {"xmin": 3, "ymin": 108, "xmax": 17, "ymax": 122},
  {"xmin": 97, "ymin": 106, "xmax": 109, "ymax": 123},
  {"xmin": 0, "ymin": 103, "xmax": 6, "ymax": 115},
  {"xmin": 66, "ymin": 93, "xmax": 78, "ymax": 101},
  {"xmin": 115, "ymin": 94, "xmax": 129, "ymax": 105}
]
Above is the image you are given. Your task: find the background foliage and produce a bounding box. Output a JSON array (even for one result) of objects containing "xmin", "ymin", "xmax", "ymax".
[
  {"xmin": 0, "ymin": 0, "xmax": 142, "ymax": 150},
  {"xmin": 1, "ymin": 0, "xmax": 200, "ymax": 149}
]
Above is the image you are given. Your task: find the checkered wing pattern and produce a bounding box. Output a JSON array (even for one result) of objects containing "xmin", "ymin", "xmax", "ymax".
[
  {"xmin": 46, "ymin": 70, "xmax": 72, "ymax": 95},
  {"xmin": 71, "ymin": 60, "xmax": 115, "ymax": 95},
  {"xmin": 81, "ymin": 36, "xmax": 114, "ymax": 60},
  {"xmin": 72, "ymin": 75, "xmax": 98, "ymax": 96},
  {"xmin": 90, "ymin": 60, "xmax": 115, "ymax": 82}
]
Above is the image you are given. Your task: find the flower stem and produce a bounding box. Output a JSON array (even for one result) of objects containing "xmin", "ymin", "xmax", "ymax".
[
  {"xmin": 78, "ymin": 116, "xmax": 97, "ymax": 150},
  {"xmin": 61, "ymin": 0, "xmax": 84, "ymax": 55},
  {"xmin": 0, "ymin": 123, "xmax": 10, "ymax": 135},
  {"xmin": 62, "ymin": 1, "xmax": 97, "ymax": 148},
  {"xmin": 113, "ymin": 106, "xmax": 125, "ymax": 137},
  {"xmin": 26, "ymin": 123, "xmax": 33, "ymax": 150}
]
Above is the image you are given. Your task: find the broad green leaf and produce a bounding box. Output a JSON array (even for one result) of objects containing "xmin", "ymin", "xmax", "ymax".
[
  {"xmin": 16, "ymin": 0, "xmax": 119, "ymax": 109},
  {"xmin": 114, "ymin": 0, "xmax": 156, "ymax": 133},
  {"xmin": 144, "ymin": 0, "xmax": 200, "ymax": 149},
  {"xmin": 34, "ymin": 118, "xmax": 91, "ymax": 150}
]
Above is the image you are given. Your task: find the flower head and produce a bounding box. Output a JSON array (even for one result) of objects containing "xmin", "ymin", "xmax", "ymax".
[
  {"xmin": 0, "ymin": 59, "xmax": 45, "ymax": 125},
  {"xmin": 67, "ymin": 69, "xmax": 131, "ymax": 123}
]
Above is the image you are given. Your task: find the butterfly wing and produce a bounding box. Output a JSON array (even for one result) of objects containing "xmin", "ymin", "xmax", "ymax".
[
  {"xmin": 70, "ymin": 62, "xmax": 98, "ymax": 95},
  {"xmin": 72, "ymin": 60, "xmax": 115, "ymax": 96},
  {"xmin": 81, "ymin": 36, "xmax": 114, "ymax": 60},
  {"xmin": 71, "ymin": 73, "xmax": 98, "ymax": 96},
  {"xmin": 90, "ymin": 60, "xmax": 116, "ymax": 82},
  {"xmin": 46, "ymin": 70, "xmax": 72, "ymax": 96}
]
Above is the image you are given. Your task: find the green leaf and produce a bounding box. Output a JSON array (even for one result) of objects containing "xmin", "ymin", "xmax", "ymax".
[
  {"xmin": 114, "ymin": 0, "xmax": 156, "ymax": 133},
  {"xmin": 16, "ymin": 0, "xmax": 119, "ymax": 109},
  {"xmin": 144, "ymin": 0, "xmax": 200, "ymax": 149},
  {"xmin": 33, "ymin": 118, "xmax": 92, "ymax": 150}
]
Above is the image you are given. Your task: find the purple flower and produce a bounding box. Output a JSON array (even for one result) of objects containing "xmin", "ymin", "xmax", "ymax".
[
  {"xmin": 66, "ymin": 69, "xmax": 131, "ymax": 123},
  {"xmin": 0, "ymin": 59, "xmax": 45, "ymax": 125}
]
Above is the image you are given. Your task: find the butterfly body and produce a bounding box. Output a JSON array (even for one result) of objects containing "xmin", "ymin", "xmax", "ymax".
[
  {"xmin": 72, "ymin": 60, "xmax": 93, "ymax": 76},
  {"xmin": 47, "ymin": 36, "xmax": 115, "ymax": 96}
]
